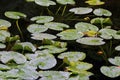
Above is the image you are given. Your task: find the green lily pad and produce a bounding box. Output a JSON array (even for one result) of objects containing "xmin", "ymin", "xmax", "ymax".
[
  {"xmin": 0, "ymin": 51, "xmax": 26, "ymax": 64},
  {"xmin": 44, "ymin": 22, "xmax": 69, "ymax": 31},
  {"xmin": 12, "ymin": 42, "xmax": 36, "ymax": 52},
  {"xmin": 0, "ymin": 30, "xmax": 10, "ymax": 42},
  {"xmin": 0, "ymin": 43, "xmax": 6, "ymax": 49},
  {"xmin": 58, "ymin": 52, "xmax": 86, "ymax": 61},
  {"xmin": 69, "ymin": 7, "xmax": 93, "ymax": 15},
  {"xmin": 108, "ymin": 57, "xmax": 120, "ymax": 66},
  {"xmin": 30, "ymin": 16, "xmax": 54, "ymax": 23},
  {"xmin": 4, "ymin": 11, "xmax": 27, "ymax": 19},
  {"xmin": 31, "ymin": 33, "xmax": 56, "ymax": 40},
  {"xmin": 6, "ymin": 35, "xmax": 20, "ymax": 42},
  {"xmin": 0, "ymin": 64, "xmax": 11, "ymax": 70},
  {"xmin": 38, "ymin": 45, "xmax": 67, "ymax": 54},
  {"xmin": 115, "ymin": 45, "xmax": 120, "ymax": 51},
  {"xmin": 35, "ymin": 0, "xmax": 56, "ymax": 7},
  {"xmin": 0, "ymin": 19, "xmax": 11, "ymax": 28},
  {"xmin": 39, "ymin": 71, "xmax": 71, "ymax": 80},
  {"xmin": 57, "ymin": 29, "xmax": 84, "ymax": 40},
  {"xmin": 75, "ymin": 22, "xmax": 99, "ymax": 32},
  {"xmin": 85, "ymin": 0, "xmax": 104, "ymax": 5},
  {"xmin": 27, "ymin": 24, "xmax": 48, "ymax": 33},
  {"xmin": 93, "ymin": 8, "xmax": 112, "ymax": 16},
  {"xmin": 56, "ymin": 0, "xmax": 75, "ymax": 5},
  {"xmin": 99, "ymin": 29, "xmax": 117, "ymax": 39},
  {"xmin": 100, "ymin": 66, "xmax": 120, "ymax": 78},
  {"xmin": 26, "ymin": 0, "xmax": 35, "ymax": 2},
  {"xmin": 29, "ymin": 51, "xmax": 57, "ymax": 69},
  {"xmin": 76, "ymin": 37, "xmax": 105, "ymax": 46}
]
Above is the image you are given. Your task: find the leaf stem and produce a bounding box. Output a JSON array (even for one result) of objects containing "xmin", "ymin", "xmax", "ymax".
[
  {"xmin": 55, "ymin": 6, "xmax": 62, "ymax": 15},
  {"xmin": 62, "ymin": 5, "xmax": 67, "ymax": 16}
]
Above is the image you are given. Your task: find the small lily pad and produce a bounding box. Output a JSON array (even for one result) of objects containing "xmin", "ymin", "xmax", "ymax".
[
  {"xmin": 12, "ymin": 42, "xmax": 36, "ymax": 52},
  {"xmin": 0, "ymin": 43, "xmax": 6, "ymax": 49},
  {"xmin": 85, "ymin": 0, "xmax": 104, "ymax": 5},
  {"xmin": 100, "ymin": 66, "xmax": 120, "ymax": 78},
  {"xmin": 0, "ymin": 64, "xmax": 11, "ymax": 70},
  {"xmin": 115, "ymin": 45, "xmax": 120, "ymax": 51},
  {"xmin": 76, "ymin": 37, "xmax": 105, "ymax": 46},
  {"xmin": 35, "ymin": 0, "xmax": 56, "ymax": 7},
  {"xmin": 58, "ymin": 52, "xmax": 86, "ymax": 62},
  {"xmin": 0, "ymin": 51, "xmax": 26, "ymax": 64},
  {"xmin": 57, "ymin": 29, "xmax": 84, "ymax": 40},
  {"xmin": 108, "ymin": 57, "xmax": 120, "ymax": 66},
  {"xmin": 93, "ymin": 8, "xmax": 112, "ymax": 16},
  {"xmin": 0, "ymin": 19, "xmax": 11, "ymax": 29},
  {"xmin": 27, "ymin": 24, "xmax": 48, "ymax": 33},
  {"xmin": 44, "ymin": 22, "xmax": 69, "ymax": 31},
  {"xmin": 0, "ymin": 30, "xmax": 10, "ymax": 42},
  {"xmin": 30, "ymin": 16, "xmax": 54, "ymax": 23},
  {"xmin": 69, "ymin": 7, "xmax": 93, "ymax": 15},
  {"xmin": 56, "ymin": 0, "xmax": 75, "ymax": 5},
  {"xmin": 31, "ymin": 33, "xmax": 56, "ymax": 40},
  {"xmin": 75, "ymin": 22, "xmax": 99, "ymax": 32},
  {"xmin": 4, "ymin": 11, "xmax": 27, "ymax": 19}
]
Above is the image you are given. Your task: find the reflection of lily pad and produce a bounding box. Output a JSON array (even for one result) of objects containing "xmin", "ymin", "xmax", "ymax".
[
  {"xmin": 85, "ymin": 0, "xmax": 104, "ymax": 5},
  {"xmin": 58, "ymin": 52, "xmax": 86, "ymax": 61},
  {"xmin": 57, "ymin": 29, "xmax": 84, "ymax": 40},
  {"xmin": 27, "ymin": 24, "xmax": 48, "ymax": 33},
  {"xmin": 69, "ymin": 7, "xmax": 93, "ymax": 15},
  {"xmin": 35, "ymin": 0, "xmax": 56, "ymax": 6},
  {"xmin": 75, "ymin": 22, "xmax": 98, "ymax": 32},
  {"xmin": 0, "ymin": 19, "xmax": 11, "ymax": 29},
  {"xmin": 56, "ymin": 0, "xmax": 75, "ymax": 5},
  {"xmin": 108, "ymin": 57, "xmax": 120, "ymax": 66},
  {"xmin": 0, "ymin": 43, "xmax": 6, "ymax": 49},
  {"xmin": 100, "ymin": 66, "xmax": 120, "ymax": 78},
  {"xmin": 93, "ymin": 8, "xmax": 112, "ymax": 16},
  {"xmin": 0, "ymin": 30, "xmax": 10, "ymax": 42},
  {"xmin": 30, "ymin": 16, "xmax": 54, "ymax": 23},
  {"xmin": 31, "ymin": 33, "xmax": 56, "ymax": 40},
  {"xmin": 44, "ymin": 22, "xmax": 69, "ymax": 31},
  {"xmin": 76, "ymin": 37, "xmax": 105, "ymax": 46},
  {"xmin": 5, "ymin": 11, "xmax": 27, "ymax": 19}
]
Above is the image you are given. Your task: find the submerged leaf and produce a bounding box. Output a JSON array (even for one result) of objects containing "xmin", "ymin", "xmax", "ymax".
[{"xmin": 35, "ymin": 0, "xmax": 56, "ymax": 6}]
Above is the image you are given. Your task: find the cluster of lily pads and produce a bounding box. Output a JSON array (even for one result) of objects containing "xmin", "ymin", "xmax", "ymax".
[{"xmin": 0, "ymin": 0, "xmax": 120, "ymax": 79}]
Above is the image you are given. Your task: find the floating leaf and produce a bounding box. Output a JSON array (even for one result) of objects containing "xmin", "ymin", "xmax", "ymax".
[
  {"xmin": 93, "ymin": 8, "xmax": 112, "ymax": 16},
  {"xmin": 108, "ymin": 57, "xmax": 120, "ymax": 66},
  {"xmin": 100, "ymin": 66, "xmax": 120, "ymax": 78},
  {"xmin": 76, "ymin": 37, "xmax": 105, "ymax": 46},
  {"xmin": 0, "ymin": 43, "xmax": 6, "ymax": 49},
  {"xmin": 27, "ymin": 24, "xmax": 48, "ymax": 33},
  {"xmin": 30, "ymin": 16, "xmax": 54, "ymax": 23},
  {"xmin": 29, "ymin": 51, "xmax": 57, "ymax": 69},
  {"xmin": 85, "ymin": 0, "xmax": 104, "ymax": 5},
  {"xmin": 0, "ymin": 51, "xmax": 26, "ymax": 64},
  {"xmin": 0, "ymin": 19, "xmax": 11, "ymax": 29},
  {"xmin": 44, "ymin": 22, "xmax": 69, "ymax": 31},
  {"xmin": 38, "ymin": 45, "xmax": 67, "ymax": 54},
  {"xmin": 69, "ymin": 7, "xmax": 93, "ymax": 15},
  {"xmin": 0, "ymin": 30, "xmax": 10, "ymax": 42},
  {"xmin": 56, "ymin": 0, "xmax": 75, "ymax": 5},
  {"xmin": 35, "ymin": 0, "xmax": 56, "ymax": 6},
  {"xmin": 39, "ymin": 71, "xmax": 71, "ymax": 80},
  {"xmin": 0, "ymin": 64, "xmax": 11, "ymax": 70},
  {"xmin": 12, "ymin": 42, "xmax": 36, "ymax": 52},
  {"xmin": 26, "ymin": 0, "xmax": 35, "ymax": 2},
  {"xmin": 75, "ymin": 22, "xmax": 98, "ymax": 32},
  {"xmin": 4, "ymin": 11, "xmax": 27, "ymax": 19},
  {"xmin": 57, "ymin": 29, "xmax": 84, "ymax": 40},
  {"xmin": 115, "ymin": 45, "xmax": 120, "ymax": 51},
  {"xmin": 58, "ymin": 51, "xmax": 86, "ymax": 62},
  {"xmin": 31, "ymin": 33, "xmax": 56, "ymax": 40}
]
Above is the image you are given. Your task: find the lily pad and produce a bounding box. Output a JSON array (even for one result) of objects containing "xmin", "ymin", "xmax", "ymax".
[
  {"xmin": 31, "ymin": 33, "xmax": 56, "ymax": 40},
  {"xmin": 35, "ymin": 0, "xmax": 56, "ymax": 7},
  {"xmin": 0, "ymin": 30, "xmax": 10, "ymax": 42},
  {"xmin": 27, "ymin": 24, "xmax": 48, "ymax": 33},
  {"xmin": 0, "ymin": 19, "xmax": 11, "ymax": 29},
  {"xmin": 4, "ymin": 11, "xmax": 27, "ymax": 19},
  {"xmin": 85, "ymin": 0, "xmax": 104, "ymax": 5},
  {"xmin": 0, "ymin": 64, "xmax": 11, "ymax": 70},
  {"xmin": 93, "ymin": 8, "xmax": 112, "ymax": 16},
  {"xmin": 56, "ymin": 0, "xmax": 75, "ymax": 5},
  {"xmin": 0, "ymin": 43, "xmax": 6, "ymax": 49},
  {"xmin": 100, "ymin": 66, "xmax": 120, "ymax": 78},
  {"xmin": 12, "ymin": 42, "xmax": 36, "ymax": 52},
  {"xmin": 0, "ymin": 51, "xmax": 27, "ymax": 64},
  {"xmin": 44, "ymin": 22, "xmax": 69, "ymax": 31},
  {"xmin": 115, "ymin": 45, "xmax": 120, "ymax": 51},
  {"xmin": 75, "ymin": 22, "xmax": 99, "ymax": 32},
  {"xmin": 30, "ymin": 16, "xmax": 54, "ymax": 23},
  {"xmin": 58, "ymin": 52, "xmax": 86, "ymax": 61},
  {"xmin": 76, "ymin": 37, "xmax": 105, "ymax": 46},
  {"xmin": 108, "ymin": 57, "xmax": 120, "ymax": 66},
  {"xmin": 57, "ymin": 29, "xmax": 84, "ymax": 40},
  {"xmin": 26, "ymin": 0, "xmax": 35, "ymax": 2},
  {"xmin": 69, "ymin": 7, "xmax": 93, "ymax": 15}
]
